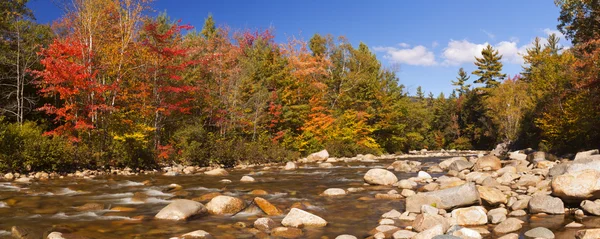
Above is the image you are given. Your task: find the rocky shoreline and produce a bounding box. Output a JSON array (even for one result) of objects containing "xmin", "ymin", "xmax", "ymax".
[{"xmin": 5, "ymin": 148, "xmax": 600, "ymax": 238}]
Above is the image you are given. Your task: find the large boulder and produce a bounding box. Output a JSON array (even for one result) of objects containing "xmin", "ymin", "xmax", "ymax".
[
  {"xmin": 474, "ymin": 155, "xmax": 501, "ymax": 171},
  {"xmin": 307, "ymin": 149, "xmax": 329, "ymax": 162},
  {"xmin": 155, "ymin": 199, "xmax": 207, "ymax": 220},
  {"xmin": 451, "ymin": 206, "xmax": 488, "ymax": 226},
  {"xmin": 281, "ymin": 208, "xmax": 327, "ymax": 228},
  {"xmin": 552, "ymin": 169, "xmax": 600, "ymax": 202},
  {"xmin": 405, "ymin": 183, "xmax": 481, "ymax": 213},
  {"xmin": 528, "ymin": 195, "xmax": 564, "ymax": 215},
  {"xmin": 206, "ymin": 195, "xmax": 246, "ymax": 215},
  {"xmin": 364, "ymin": 168, "xmax": 398, "ymax": 186}
]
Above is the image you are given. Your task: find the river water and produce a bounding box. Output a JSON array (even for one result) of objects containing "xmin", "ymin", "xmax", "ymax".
[{"xmin": 0, "ymin": 157, "xmax": 592, "ymax": 238}]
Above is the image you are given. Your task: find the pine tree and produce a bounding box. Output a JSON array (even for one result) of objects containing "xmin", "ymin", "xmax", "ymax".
[
  {"xmin": 472, "ymin": 45, "xmax": 506, "ymax": 88},
  {"xmin": 201, "ymin": 14, "xmax": 217, "ymax": 39},
  {"xmin": 309, "ymin": 33, "xmax": 327, "ymax": 57},
  {"xmin": 451, "ymin": 67, "xmax": 471, "ymax": 96},
  {"xmin": 416, "ymin": 86, "xmax": 424, "ymax": 99}
]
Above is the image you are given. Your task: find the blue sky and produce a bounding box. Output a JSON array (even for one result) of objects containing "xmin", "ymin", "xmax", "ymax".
[{"xmin": 27, "ymin": 0, "xmax": 567, "ymax": 95}]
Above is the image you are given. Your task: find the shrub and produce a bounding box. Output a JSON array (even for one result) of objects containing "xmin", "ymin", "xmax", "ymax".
[{"xmin": 0, "ymin": 118, "xmax": 74, "ymax": 173}]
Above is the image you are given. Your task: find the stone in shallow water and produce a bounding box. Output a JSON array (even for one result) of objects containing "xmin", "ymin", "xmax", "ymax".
[
  {"xmin": 155, "ymin": 199, "xmax": 207, "ymax": 220},
  {"xmin": 381, "ymin": 209, "xmax": 402, "ymax": 219},
  {"xmin": 181, "ymin": 230, "xmax": 213, "ymax": 239},
  {"xmin": 364, "ymin": 168, "xmax": 398, "ymax": 186},
  {"xmin": 405, "ymin": 182, "xmax": 480, "ymax": 213},
  {"xmin": 240, "ymin": 176, "xmax": 255, "ymax": 182},
  {"xmin": 271, "ymin": 227, "xmax": 303, "ymax": 238},
  {"xmin": 335, "ymin": 235, "xmax": 357, "ymax": 239},
  {"xmin": 493, "ymin": 218, "xmax": 523, "ymax": 234},
  {"xmin": 413, "ymin": 224, "xmax": 444, "ymax": 239},
  {"xmin": 528, "ymin": 195, "xmax": 564, "ymax": 215},
  {"xmin": 206, "ymin": 195, "xmax": 246, "ymax": 215},
  {"xmin": 576, "ymin": 229, "xmax": 600, "ymax": 239},
  {"xmin": 524, "ymin": 227, "xmax": 555, "ymax": 239},
  {"xmin": 204, "ymin": 168, "xmax": 228, "ymax": 176},
  {"xmin": 321, "ymin": 188, "xmax": 346, "ymax": 196},
  {"xmin": 281, "ymin": 208, "xmax": 327, "ymax": 228},
  {"xmin": 75, "ymin": 202, "xmax": 104, "ymax": 211},
  {"xmin": 392, "ymin": 230, "xmax": 417, "ymax": 239},
  {"xmin": 254, "ymin": 217, "xmax": 276, "ymax": 232},
  {"xmin": 284, "ymin": 162, "xmax": 298, "ymax": 170},
  {"xmin": 412, "ymin": 213, "xmax": 449, "ymax": 232},
  {"xmin": 253, "ymin": 197, "xmax": 282, "ymax": 216}
]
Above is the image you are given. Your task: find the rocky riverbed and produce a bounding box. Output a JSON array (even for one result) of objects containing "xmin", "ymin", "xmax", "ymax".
[{"xmin": 2, "ymin": 149, "xmax": 600, "ymax": 239}]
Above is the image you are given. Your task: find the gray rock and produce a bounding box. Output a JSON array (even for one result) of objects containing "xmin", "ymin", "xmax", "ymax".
[
  {"xmin": 405, "ymin": 183, "xmax": 480, "ymax": 213},
  {"xmin": 552, "ymin": 169, "xmax": 600, "ymax": 202},
  {"xmin": 528, "ymin": 195, "xmax": 564, "ymax": 214},
  {"xmin": 478, "ymin": 186, "xmax": 507, "ymax": 206},
  {"xmin": 524, "ymin": 227, "xmax": 554, "ymax": 239},
  {"xmin": 508, "ymin": 210, "xmax": 527, "ymax": 217},
  {"xmin": 307, "ymin": 149, "xmax": 329, "ymax": 162},
  {"xmin": 155, "ymin": 199, "xmax": 207, "ymax": 220},
  {"xmin": 487, "ymin": 208, "xmax": 508, "ymax": 224}
]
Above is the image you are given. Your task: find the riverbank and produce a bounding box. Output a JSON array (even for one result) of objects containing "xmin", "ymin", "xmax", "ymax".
[{"xmin": 3, "ymin": 148, "xmax": 600, "ymax": 238}]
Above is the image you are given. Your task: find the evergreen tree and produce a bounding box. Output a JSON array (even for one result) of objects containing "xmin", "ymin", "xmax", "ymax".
[
  {"xmin": 201, "ymin": 14, "xmax": 217, "ymax": 39},
  {"xmin": 416, "ymin": 86, "xmax": 424, "ymax": 99},
  {"xmin": 472, "ymin": 45, "xmax": 506, "ymax": 88},
  {"xmin": 451, "ymin": 67, "xmax": 471, "ymax": 96},
  {"xmin": 309, "ymin": 33, "xmax": 327, "ymax": 57}
]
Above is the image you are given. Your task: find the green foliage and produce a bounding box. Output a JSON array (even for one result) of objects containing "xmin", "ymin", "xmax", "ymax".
[{"xmin": 0, "ymin": 118, "xmax": 74, "ymax": 172}]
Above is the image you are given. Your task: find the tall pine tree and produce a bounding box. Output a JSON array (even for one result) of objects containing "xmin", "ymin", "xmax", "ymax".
[
  {"xmin": 451, "ymin": 67, "xmax": 471, "ymax": 96},
  {"xmin": 472, "ymin": 45, "xmax": 506, "ymax": 88}
]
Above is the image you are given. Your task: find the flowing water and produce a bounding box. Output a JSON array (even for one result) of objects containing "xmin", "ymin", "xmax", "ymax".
[{"xmin": 0, "ymin": 157, "xmax": 592, "ymax": 238}]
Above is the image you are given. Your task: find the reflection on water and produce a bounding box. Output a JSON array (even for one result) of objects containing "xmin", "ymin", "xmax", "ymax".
[{"xmin": 0, "ymin": 157, "xmax": 583, "ymax": 238}]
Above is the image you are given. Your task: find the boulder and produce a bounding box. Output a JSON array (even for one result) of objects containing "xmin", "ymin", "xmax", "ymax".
[
  {"xmin": 574, "ymin": 149, "xmax": 599, "ymax": 161},
  {"xmin": 281, "ymin": 208, "xmax": 327, "ymax": 228},
  {"xmin": 204, "ymin": 168, "xmax": 228, "ymax": 176},
  {"xmin": 381, "ymin": 209, "xmax": 402, "ymax": 219},
  {"xmin": 509, "ymin": 151, "xmax": 527, "ymax": 161},
  {"xmin": 322, "ymin": 188, "xmax": 346, "ymax": 197},
  {"xmin": 451, "ymin": 206, "xmax": 488, "ymax": 226},
  {"xmin": 405, "ymin": 183, "xmax": 480, "ymax": 213},
  {"xmin": 527, "ymin": 151, "xmax": 547, "ymax": 163},
  {"xmin": 552, "ymin": 169, "xmax": 600, "ymax": 202},
  {"xmin": 491, "ymin": 142, "xmax": 509, "ymax": 157},
  {"xmin": 155, "ymin": 199, "xmax": 207, "ymax": 220},
  {"xmin": 493, "ymin": 218, "xmax": 523, "ymax": 234},
  {"xmin": 254, "ymin": 217, "xmax": 276, "ymax": 232},
  {"xmin": 412, "ymin": 213, "xmax": 449, "ymax": 232},
  {"xmin": 397, "ymin": 179, "xmax": 417, "ymax": 189},
  {"xmin": 487, "ymin": 208, "xmax": 507, "ymax": 224},
  {"xmin": 474, "ymin": 155, "xmax": 501, "ymax": 171},
  {"xmin": 307, "ymin": 149, "xmax": 329, "ymax": 162},
  {"xmin": 528, "ymin": 195, "xmax": 564, "ymax": 214},
  {"xmin": 418, "ymin": 171, "xmax": 432, "ymax": 179},
  {"xmin": 524, "ymin": 227, "xmax": 554, "ymax": 239},
  {"xmin": 284, "ymin": 162, "xmax": 298, "ymax": 170},
  {"xmin": 364, "ymin": 169, "xmax": 398, "ymax": 186},
  {"xmin": 439, "ymin": 157, "xmax": 468, "ymax": 170},
  {"xmin": 240, "ymin": 176, "xmax": 255, "ymax": 182},
  {"xmin": 206, "ymin": 195, "xmax": 246, "ymax": 215},
  {"xmin": 477, "ymin": 186, "xmax": 507, "ymax": 206},
  {"xmin": 449, "ymin": 160, "xmax": 474, "ymax": 172},
  {"xmin": 580, "ymin": 199, "xmax": 600, "ymax": 216},
  {"xmin": 253, "ymin": 197, "xmax": 282, "ymax": 216},
  {"xmin": 576, "ymin": 229, "xmax": 600, "ymax": 239},
  {"xmin": 47, "ymin": 232, "xmax": 66, "ymax": 239}
]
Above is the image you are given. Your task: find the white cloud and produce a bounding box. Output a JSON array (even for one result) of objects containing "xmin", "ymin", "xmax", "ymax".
[
  {"xmin": 441, "ymin": 39, "xmax": 528, "ymax": 65},
  {"xmin": 374, "ymin": 45, "xmax": 437, "ymax": 66},
  {"xmin": 543, "ymin": 28, "xmax": 564, "ymax": 38},
  {"xmin": 442, "ymin": 40, "xmax": 488, "ymax": 65},
  {"xmin": 398, "ymin": 42, "xmax": 410, "ymax": 48},
  {"xmin": 432, "ymin": 41, "xmax": 439, "ymax": 48}
]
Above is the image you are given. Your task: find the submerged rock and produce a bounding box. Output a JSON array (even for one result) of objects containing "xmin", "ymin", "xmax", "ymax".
[
  {"xmin": 253, "ymin": 197, "xmax": 283, "ymax": 216},
  {"xmin": 155, "ymin": 199, "xmax": 207, "ymax": 220},
  {"xmin": 524, "ymin": 227, "xmax": 554, "ymax": 239},
  {"xmin": 271, "ymin": 227, "xmax": 303, "ymax": 238},
  {"xmin": 281, "ymin": 208, "xmax": 327, "ymax": 228}
]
